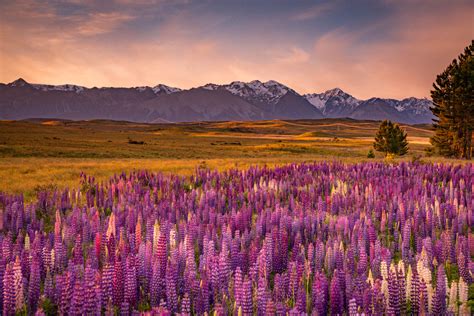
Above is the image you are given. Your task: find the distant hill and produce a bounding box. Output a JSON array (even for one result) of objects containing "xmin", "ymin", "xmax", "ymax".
[{"xmin": 0, "ymin": 78, "xmax": 433, "ymax": 123}]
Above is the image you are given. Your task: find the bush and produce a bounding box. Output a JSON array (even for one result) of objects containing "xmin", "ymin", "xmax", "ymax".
[{"xmin": 367, "ymin": 149, "xmax": 375, "ymax": 158}]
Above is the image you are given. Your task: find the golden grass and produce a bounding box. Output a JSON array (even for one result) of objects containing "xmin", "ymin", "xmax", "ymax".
[{"xmin": 0, "ymin": 118, "xmax": 467, "ymax": 201}]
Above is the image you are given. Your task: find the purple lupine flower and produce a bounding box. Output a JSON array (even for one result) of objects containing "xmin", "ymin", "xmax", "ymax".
[
  {"xmin": 12, "ymin": 256, "xmax": 24, "ymax": 313},
  {"xmin": 312, "ymin": 271, "xmax": 328, "ymax": 315},
  {"xmin": 241, "ymin": 277, "xmax": 253, "ymax": 316},
  {"xmin": 330, "ymin": 270, "xmax": 343, "ymax": 315},
  {"xmin": 124, "ymin": 254, "xmax": 138, "ymax": 308},
  {"xmin": 432, "ymin": 265, "xmax": 447, "ymax": 315},
  {"xmin": 84, "ymin": 264, "xmax": 100, "ymax": 313},
  {"xmin": 180, "ymin": 292, "xmax": 191, "ymax": 315},
  {"xmin": 165, "ymin": 259, "xmax": 178, "ymax": 314},
  {"xmin": 113, "ymin": 256, "xmax": 124, "ymax": 306},
  {"xmin": 28, "ymin": 258, "xmax": 41, "ymax": 312},
  {"xmin": 257, "ymin": 275, "xmax": 268, "ymax": 316},
  {"xmin": 70, "ymin": 278, "xmax": 84, "ymax": 316},
  {"xmin": 3, "ymin": 263, "xmax": 14, "ymax": 316},
  {"xmin": 410, "ymin": 269, "xmax": 420, "ymax": 315}
]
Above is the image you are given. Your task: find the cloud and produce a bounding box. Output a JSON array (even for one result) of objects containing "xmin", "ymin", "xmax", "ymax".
[
  {"xmin": 75, "ymin": 12, "xmax": 135, "ymax": 36},
  {"xmin": 291, "ymin": 2, "xmax": 336, "ymax": 21},
  {"xmin": 275, "ymin": 47, "xmax": 310, "ymax": 64}
]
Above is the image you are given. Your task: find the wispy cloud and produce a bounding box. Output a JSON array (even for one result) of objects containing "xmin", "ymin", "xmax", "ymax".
[
  {"xmin": 291, "ymin": 2, "xmax": 336, "ymax": 21},
  {"xmin": 75, "ymin": 12, "xmax": 135, "ymax": 36},
  {"xmin": 275, "ymin": 47, "xmax": 310, "ymax": 64}
]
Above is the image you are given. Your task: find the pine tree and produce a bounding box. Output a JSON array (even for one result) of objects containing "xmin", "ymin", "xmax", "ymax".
[
  {"xmin": 374, "ymin": 120, "xmax": 409, "ymax": 156},
  {"xmin": 431, "ymin": 40, "xmax": 474, "ymax": 159}
]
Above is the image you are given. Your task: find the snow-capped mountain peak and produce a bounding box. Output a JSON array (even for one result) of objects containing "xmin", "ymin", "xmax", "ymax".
[
  {"xmin": 152, "ymin": 84, "xmax": 182, "ymax": 95},
  {"xmin": 304, "ymin": 88, "xmax": 361, "ymax": 116},
  {"xmin": 198, "ymin": 80, "xmax": 294, "ymax": 104}
]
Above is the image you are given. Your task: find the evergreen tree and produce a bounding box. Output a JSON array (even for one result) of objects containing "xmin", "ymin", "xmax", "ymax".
[
  {"xmin": 373, "ymin": 120, "xmax": 409, "ymax": 156},
  {"xmin": 431, "ymin": 40, "xmax": 474, "ymax": 159}
]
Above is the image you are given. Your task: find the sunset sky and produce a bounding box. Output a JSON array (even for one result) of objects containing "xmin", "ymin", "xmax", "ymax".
[{"xmin": 0, "ymin": 0, "xmax": 472, "ymax": 99}]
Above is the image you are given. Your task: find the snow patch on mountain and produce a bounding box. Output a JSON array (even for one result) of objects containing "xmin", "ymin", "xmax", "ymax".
[{"xmin": 32, "ymin": 84, "xmax": 85, "ymax": 94}]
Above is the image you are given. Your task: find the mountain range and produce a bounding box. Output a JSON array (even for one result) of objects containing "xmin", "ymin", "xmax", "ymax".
[{"xmin": 0, "ymin": 78, "xmax": 434, "ymax": 124}]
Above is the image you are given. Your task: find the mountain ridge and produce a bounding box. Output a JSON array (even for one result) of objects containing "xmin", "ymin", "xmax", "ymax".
[{"xmin": 0, "ymin": 78, "xmax": 434, "ymax": 124}]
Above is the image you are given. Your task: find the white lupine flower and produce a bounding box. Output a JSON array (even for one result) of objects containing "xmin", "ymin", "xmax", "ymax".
[
  {"xmin": 380, "ymin": 261, "xmax": 388, "ymax": 280},
  {"xmin": 426, "ymin": 282, "xmax": 433, "ymax": 313},
  {"xmin": 153, "ymin": 219, "xmax": 160, "ymax": 253},
  {"xmin": 381, "ymin": 278, "xmax": 389, "ymax": 306},
  {"xmin": 105, "ymin": 212, "xmax": 116, "ymax": 240},
  {"xmin": 50, "ymin": 248, "xmax": 55, "ymax": 268},
  {"xmin": 448, "ymin": 281, "xmax": 457, "ymax": 314},
  {"xmin": 367, "ymin": 269, "xmax": 374, "ymax": 286},
  {"xmin": 24, "ymin": 235, "xmax": 30, "ymax": 251},
  {"xmin": 458, "ymin": 278, "xmax": 468, "ymax": 314},
  {"xmin": 405, "ymin": 265, "xmax": 412, "ymax": 301},
  {"xmin": 169, "ymin": 228, "xmax": 177, "ymax": 250},
  {"xmin": 397, "ymin": 260, "xmax": 405, "ymax": 276}
]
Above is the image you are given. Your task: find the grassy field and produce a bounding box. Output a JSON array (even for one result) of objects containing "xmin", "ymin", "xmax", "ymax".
[{"xmin": 0, "ymin": 118, "xmax": 462, "ymax": 199}]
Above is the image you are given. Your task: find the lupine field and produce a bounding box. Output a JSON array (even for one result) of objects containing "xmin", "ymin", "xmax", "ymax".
[{"xmin": 0, "ymin": 162, "xmax": 472, "ymax": 315}]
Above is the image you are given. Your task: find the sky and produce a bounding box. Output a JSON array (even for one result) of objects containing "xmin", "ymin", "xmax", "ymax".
[{"xmin": 0, "ymin": 0, "xmax": 472, "ymax": 99}]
